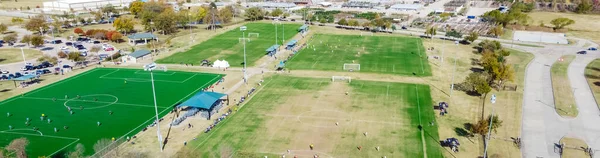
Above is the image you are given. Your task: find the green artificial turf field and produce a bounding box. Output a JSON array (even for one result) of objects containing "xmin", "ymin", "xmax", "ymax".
[
  {"xmin": 157, "ymin": 23, "xmax": 302, "ymax": 66},
  {"xmin": 0, "ymin": 68, "xmax": 222, "ymax": 157},
  {"xmin": 184, "ymin": 76, "xmax": 441, "ymax": 158},
  {"xmin": 286, "ymin": 34, "xmax": 432, "ymax": 76}
]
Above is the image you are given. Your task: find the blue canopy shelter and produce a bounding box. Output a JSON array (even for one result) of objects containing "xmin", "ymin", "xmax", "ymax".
[
  {"xmin": 177, "ymin": 91, "xmax": 228, "ymax": 120},
  {"xmin": 12, "ymin": 74, "xmax": 38, "ymax": 88},
  {"xmin": 298, "ymin": 24, "xmax": 309, "ymax": 33},
  {"xmin": 266, "ymin": 45, "xmax": 280, "ymax": 56},
  {"xmin": 286, "ymin": 39, "xmax": 298, "ymax": 50}
]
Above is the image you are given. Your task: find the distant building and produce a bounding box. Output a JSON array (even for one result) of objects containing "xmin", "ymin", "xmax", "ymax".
[
  {"xmin": 389, "ymin": 4, "xmax": 423, "ymax": 11},
  {"xmin": 122, "ymin": 49, "xmax": 151, "ymax": 64},
  {"xmin": 342, "ymin": 1, "xmax": 376, "ymax": 9},
  {"xmin": 247, "ymin": 2, "xmax": 297, "ymax": 9},
  {"xmin": 43, "ymin": 0, "xmax": 134, "ymax": 12}
]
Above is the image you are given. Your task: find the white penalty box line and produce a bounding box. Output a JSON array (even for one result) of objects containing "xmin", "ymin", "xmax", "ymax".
[
  {"xmin": 134, "ymin": 70, "xmax": 175, "ymax": 76},
  {"xmin": 99, "ymin": 74, "xmax": 197, "ymax": 84},
  {"xmin": 0, "ymin": 130, "xmax": 80, "ymax": 157}
]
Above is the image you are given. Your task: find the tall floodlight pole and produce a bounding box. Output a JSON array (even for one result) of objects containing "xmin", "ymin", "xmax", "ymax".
[
  {"xmin": 21, "ymin": 47, "xmax": 26, "ymax": 65},
  {"xmin": 483, "ymin": 94, "xmax": 497, "ymax": 158},
  {"xmin": 450, "ymin": 41, "xmax": 459, "ymax": 98},
  {"xmin": 282, "ymin": 21, "xmax": 285, "ymax": 44},
  {"xmin": 189, "ymin": 13, "xmax": 193, "ymax": 43},
  {"xmin": 273, "ymin": 20, "xmax": 281, "ymax": 45},
  {"xmin": 240, "ymin": 26, "xmax": 248, "ymax": 84},
  {"xmin": 144, "ymin": 63, "xmax": 163, "ymax": 152}
]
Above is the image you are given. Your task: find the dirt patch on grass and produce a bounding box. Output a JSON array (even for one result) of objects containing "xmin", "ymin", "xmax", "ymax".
[{"xmin": 551, "ymin": 55, "xmax": 578, "ymax": 117}]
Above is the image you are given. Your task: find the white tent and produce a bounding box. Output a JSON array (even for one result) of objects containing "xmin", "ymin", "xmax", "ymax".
[{"xmin": 212, "ymin": 60, "xmax": 230, "ymax": 68}]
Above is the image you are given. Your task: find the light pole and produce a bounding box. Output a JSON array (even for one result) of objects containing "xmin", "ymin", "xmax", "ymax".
[
  {"xmin": 272, "ymin": 20, "xmax": 282, "ymax": 45},
  {"xmin": 189, "ymin": 13, "xmax": 193, "ymax": 43},
  {"xmin": 240, "ymin": 26, "xmax": 248, "ymax": 84},
  {"xmin": 21, "ymin": 47, "xmax": 26, "ymax": 66},
  {"xmin": 450, "ymin": 41, "xmax": 459, "ymax": 98},
  {"xmin": 483, "ymin": 94, "xmax": 497, "ymax": 158},
  {"xmin": 144, "ymin": 63, "xmax": 163, "ymax": 152}
]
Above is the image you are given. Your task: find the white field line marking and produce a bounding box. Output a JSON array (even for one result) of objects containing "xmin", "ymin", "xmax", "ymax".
[
  {"xmin": 134, "ymin": 70, "xmax": 176, "ymax": 75},
  {"xmin": 21, "ymin": 97, "xmax": 162, "ymax": 109},
  {"xmin": 20, "ymin": 69, "xmax": 100, "ymax": 98},
  {"xmin": 95, "ymin": 75, "xmax": 221, "ymax": 157},
  {"xmin": 415, "ymin": 85, "xmax": 427, "ymax": 158},
  {"xmin": 192, "ymin": 76, "xmax": 277, "ymax": 151},
  {"xmin": 181, "ymin": 74, "xmax": 198, "ymax": 83},
  {"xmin": 418, "ymin": 39, "xmax": 425, "ymax": 74},
  {"xmin": 49, "ymin": 138, "xmax": 80, "ymax": 157},
  {"xmin": 98, "ymin": 69, "xmax": 120, "ymax": 78},
  {"xmin": 100, "ymin": 76, "xmax": 185, "ymax": 83}
]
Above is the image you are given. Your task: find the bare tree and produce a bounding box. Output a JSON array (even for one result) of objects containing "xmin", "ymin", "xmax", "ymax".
[
  {"xmin": 67, "ymin": 143, "xmax": 85, "ymax": 158},
  {"xmin": 5, "ymin": 138, "xmax": 29, "ymax": 158},
  {"xmin": 93, "ymin": 138, "xmax": 116, "ymax": 157}
]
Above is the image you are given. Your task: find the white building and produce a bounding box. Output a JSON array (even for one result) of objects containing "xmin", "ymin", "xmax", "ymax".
[
  {"xmin": 389, "ymin": 4, "xmax": 423, "ymax": 11},
  {"xmin": 121, "ymin": 49, "xmax": 151, "ymax": 64},
  {"xmin": 43, "ymin": 0, "xmax": 134, "ymax": 12}
]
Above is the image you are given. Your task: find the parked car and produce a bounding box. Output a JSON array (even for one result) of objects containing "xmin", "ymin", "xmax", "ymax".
[
  {"xmin": 62, "ymin": 65, "xmax": 71, "ymax": 68},
  {"xmin": 104, "ymin": 47, "xmax": 114, "ymax": 51},
  {"xmin": 65, "ymin": 42, "xmax": 73, "ymax": 46},
  {"xmin": 93, "ymin": 41, "xmax": 101, "ymax": 44},
  {"xmin": 40, "ymin": 61, "xmax": 53, "ymax": 68},
  {"xmin": 14, "ymin": 72, "xmax": 22, "ymax": 78},
  {"xmin": 577, "ymin": 51, "xmax": 587, "ymax": 54},
  {"xmin": 589, "ymin": 47, "xmax": 598, "ymax": 51},
  {"xmin": 35, "ymin": 70, "xmax": 43, "ymax": 75},
  {"xmin": 22, "ymin": 65, "xmax": 33, "ymax": 71},
  {"xmin": 61, "ymin": 46, "xmax": 69, "ymax": 50},
  {"xmin": 51, "ymin": 40, "xmax": 62, "ymax": 44},
  {"xmin": 0, "ymin": 75, "xmax": 7, "ymax": 80},
  {"xmin": 42, "ymin": 69, "xmax": 51, "ymax": 74},
  {"xmin": 8, "ymin": 74, "xmax": 15, "ymax": 78},
  {"xmin": 99, "ymin": 54, "xmax": 108, "ymax": 59},
  {"xmin": 1, "ymin": 70, "xmax": 8, "ymax": 74}
]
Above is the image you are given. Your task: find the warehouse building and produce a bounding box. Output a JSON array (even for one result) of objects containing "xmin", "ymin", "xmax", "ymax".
[{"xmin": 43, "ymin": 0, "xmax": 134, "ymax": 12}]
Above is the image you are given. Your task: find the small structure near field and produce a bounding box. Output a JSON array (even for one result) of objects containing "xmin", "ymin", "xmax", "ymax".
[
  {"xmin": 286, "ymin": 39, "xmax": 298, "ymax": 50},
  {"xmin": 266, "ymin": 45, "xmax": 280, "ymax": 56},
  {"xmin": 212, "ymin": 60, "xmax": 230, "ymax": 68},
  {"xmin": 121, "ymin": 49, "xmax": 151, "ymax": 63},
  {"xmin": 175, "ymin": 91, "xmax": 228, "ymax": 122},
  {"xmin": 298, "ymin": 24, "xmax": 309, "ymax": 33},
  {"xmin": 127, "ymin": 33, "xmax": 158, "ymax": 45}
]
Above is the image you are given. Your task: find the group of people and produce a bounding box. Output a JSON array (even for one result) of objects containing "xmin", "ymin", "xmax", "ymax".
[
  {"xmin": 439, "ymin": 102, "xmax": 449, "ymax": 116},
  {"xmin": 204, "ymin": 108, "xmax": 232, "ymax": 133}
]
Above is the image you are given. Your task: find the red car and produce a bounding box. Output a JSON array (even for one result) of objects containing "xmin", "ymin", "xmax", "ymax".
[{"xmin": 104, "ymin": 47, "xmax": 114, "ymax": 51}]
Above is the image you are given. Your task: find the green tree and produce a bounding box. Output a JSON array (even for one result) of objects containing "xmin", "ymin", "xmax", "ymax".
[
  {"xmin": 129, "ymin": 1, "xmax": 145, "ymax": 16},
  {"xmin": 464, "ymin": 72, "xmax": 491, "ymax": 96},
  {"xmin": 244, "ymin": 7, "xmax": 264, "ymax": 21},
  {"xmin": 549, "ymin": 18, "xmax": 575, "ymax": 30},
  {"xmin": 21, "ymin": 35, "xmax": 31, "ymax": 46},
  {"xmin": 0, "ymin": 23, "xmax": 7, "ymax": 33},
  {"xmin": 11, "ymin": 17, "xmax": 24, "ymax": 24},
  {"xmin": 271, "ymin": 8, "xmax": 284, "ymax": 17},
  {"xmin": 478, "ymin": 40, "xmax": 502, "ymax": 53},
  {"xmin": 425, "ymin": 26, "xmax": 437, "ymax": 39},
  {"xmin": 140, "ymin": 1, "xmax": 167, "ymax": 31},
  {"xmin": 219, "ymin": 5, "xmax": 234, "ymax": 23},
  {"xmin": 319, "ymin": 17, "xmax": 327, "ymax": 24},
  {"xmin": 68, "ymin": 52, "xmax": 85, "ymax": 61},
  {"xmin": 25, "ymin": 15, "xmax": 48, "ymax": 34},
  {"xmin": 37, "ymin": 55, "xmax": 58, "ymax": 65},
  {"xmin": 348, "ymin": 19, "xmax": 359, "ymax": 27},
  {"xmin": 154, "ymin": 9, "xmax": 177, "ymax": 35},
  {"xmin": 283, "ymin": 12, "xmax": 290, "ymax": 18},
  {"xmin": 113, "ymin": 17, "xmax": 135, "ymax": 34},
  {"xmin": 194, "ymin": 6, "xmax": 208, "ymax": 22},
  {"xmin": 511, "ymin": 2, "xmax": 534, "ymax": 13},
  {"xmin": 445, "ymin": 29, "xmax": 462, "ymax": 39},
  {"xmin": 111, "ymin": 32, "xmax": 123, "ymax": 42},
  {"xmin": 338, "ymin": 18, "xmax": 348, "ymax": 25},
  {"xmin": 30, "ymin": 35, "xmax": 44, "ymax": 47},
  {"xmin": 489, "ymin": 25, "xmax": 504, "ymax": 37},
  {"xmin": 391, "ymin": 25, "xmax": 397, "ymax": 31},
  {"xmin": 469, "ymin": 115, "xmax": 503, "ymax": 135},
  {"xmin": 3, "ymin": 33, "xmax": 18, "ymax": 43},
  {"xmin": 464, "ymin": 32, "xmax": 479, "ymax": 44},
  {"xmin": 361, "ymin": 21, "xmax": 371, "ymax": 28},
  {"xmin": 102, "ymin": 4, "xmax": 116, "ymax": 17},
  {"xmin": 575, "ymin": 0, "xmax": 593, "ymax": 14}
]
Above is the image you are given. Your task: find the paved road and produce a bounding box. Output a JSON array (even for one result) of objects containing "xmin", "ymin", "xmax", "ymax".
[{"xmin": 518, "ymin": 38, "xmax": 600, "ymax": 158}]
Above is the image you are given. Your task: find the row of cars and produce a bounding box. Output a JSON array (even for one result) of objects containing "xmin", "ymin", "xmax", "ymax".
[{"xmin": 0, "ymin": 62, "xmax": 73, "ymax": 80}]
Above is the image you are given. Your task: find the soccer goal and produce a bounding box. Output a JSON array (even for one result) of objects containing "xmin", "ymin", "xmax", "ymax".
[
  {"xmin": 248, "ymin": 33, "xmax": 259, "ymax": 38},
  {"xmin": 332, "ymin": 76, "xmax": 351, "ymax": 83},
  {"xmin": 239, "ymin": 38, "xmax": 250, "ymax": 43},
  {"xmin": 343, "ymin": 64, "xmax": 360, "ymax": 72},
  {"xmin": 360, "ymin": 32, "xmax": 373, "ymax": 36}
]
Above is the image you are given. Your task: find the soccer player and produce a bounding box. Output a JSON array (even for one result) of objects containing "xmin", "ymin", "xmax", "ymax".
[
  {"xmin": 6, "ymin": 112, "xmax": 9, "ymax": 117},
  {"xmin": 8, "ymin": 125, "xmax": 12, "ymax": 130},
  {"xmin": 124, "ymin": 79, "xmax": 127, "ymax": 84},
  {"xmin": 97, "ymin": 121, "xmax": 101, "ymax": 126},
  {"xmin": 310, "ymin": 144, "xmax": 314, "ymax": 150},
  {"xmin": 109, "ymin": 111, "xmax": 113, "ymax": 115},
  {"xmin": 52, "ymin": 97, "xmax": 56, "ymax": 102},
  {"xmin": 47, "ymin": 118, "xmax": 51, "ymax": 123},
  {"xmin": 54, "ymin": 127, "xmax": 58, "ymax": 132},
  {"xmin": 65, "ymin": 95, "xmax": 68, "ymax": 99}
]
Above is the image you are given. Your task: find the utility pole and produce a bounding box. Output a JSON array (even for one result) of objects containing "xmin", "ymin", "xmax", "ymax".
[
  {"xmin": 450, "ymin": 41, "xmax": 459, "ymax": 98},
  {"xmin": 21, "ymin": 47, "xmax": 26, "ymax": 66},
  {"xmin": 483, "ymin": 94, "xmax": 497, "ymax": 158},
  {"xmin": 240, "ymin": 26, "xmax": 248, "ymax": 84}
]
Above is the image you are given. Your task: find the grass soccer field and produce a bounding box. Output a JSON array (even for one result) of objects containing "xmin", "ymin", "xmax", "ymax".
[
  {"xmin": 157, "ymin": 23, "xmax": 302, "ymax": 66},
  {"xmin": 185, "ymin": 75, "xmax": 441, "ymax": 157},
  {"xmin": 286, "ymin": 34, "xmax": 432, "ymax": 76},
  {"xmin": 0, "ymin": 68, "xmax": 222, "ymax": 157}
]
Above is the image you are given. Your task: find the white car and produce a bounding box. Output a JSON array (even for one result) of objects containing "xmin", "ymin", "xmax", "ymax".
[
  {"xmin": 1, "ymin": 70, "xmax": 9, "ymax": 74},
  {"xmin": 61, "ymin": 46, "xmax": 69, "ymax": 50}
]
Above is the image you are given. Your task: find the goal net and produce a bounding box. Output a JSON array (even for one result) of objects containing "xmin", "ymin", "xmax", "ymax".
[
  {"xmin": 332, "ymin": 76, "xmax": 351, "ymax": 83},
  {"xmin": 248, "ymin": 33, "xmax": 259, "ymax": 38},
  {"xmin": 343, "ymin": 64, "xmax": 360, "ymax": 71},
  {"xmin": 239, "ymin": 38, "xmax": 250, "ymax": 43},
  {"xmin": 360, "ymin": 32, "xmax": 373, "ymax": 36}
]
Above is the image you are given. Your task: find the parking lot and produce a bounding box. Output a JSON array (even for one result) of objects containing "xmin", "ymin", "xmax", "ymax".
[{"xmin": 0, "ymin": 36, "xmax": 119, "ymax": 82}]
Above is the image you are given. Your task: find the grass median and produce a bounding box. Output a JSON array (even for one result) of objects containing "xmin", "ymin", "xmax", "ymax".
[{"xmin": 551, "ymin": 55, "xmax": 578, "ymax": 117}]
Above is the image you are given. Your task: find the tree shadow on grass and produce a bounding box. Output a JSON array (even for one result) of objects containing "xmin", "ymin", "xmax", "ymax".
[
  {"xmin": 587, "ymin": 67, "xmax": 600, "ymax": 72},
  {"xmin": 585, "ymin": 74, "xmax": 600, "ymax": 79},
  {"xmin": 0, "ymin": 89, "xmax": 11, "ymax": 92},
  {"xmin": 594, "ymin": 82, "xmax": 600, "ymax": 87}
]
